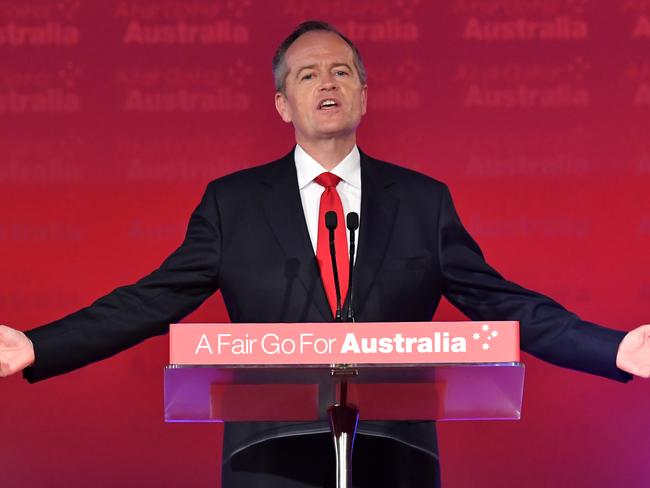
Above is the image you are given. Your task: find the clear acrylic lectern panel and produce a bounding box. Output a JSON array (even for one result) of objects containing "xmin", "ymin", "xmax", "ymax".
[{"xmin": 164, "ymin": 362, "xmax": 524, "ymax": 423}]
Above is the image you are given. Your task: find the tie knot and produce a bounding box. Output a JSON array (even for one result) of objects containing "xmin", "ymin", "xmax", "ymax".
[{"xmin": 314, "ymin": 172, "xmax": 341, "ymax": 188}]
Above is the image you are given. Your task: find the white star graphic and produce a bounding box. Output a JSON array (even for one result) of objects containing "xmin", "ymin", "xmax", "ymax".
[
  {"xmin": 482, "ymin": 343, "xmax": 490, "ymax": 351},
  {"xmin": 491, "ymin": 330, "xmax": 499, "ymax": 338},
  {"xmin": 482, "ymin": 324, "xmax": 490, "ymax": 332},
  {"xmin": 472, "ymin": 332, "xmax": 480, "ymax": 340}
]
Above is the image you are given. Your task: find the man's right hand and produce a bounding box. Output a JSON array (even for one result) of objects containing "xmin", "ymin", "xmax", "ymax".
[{"xmin": 0, "ymin": 325, "xmax": 35, "ymax": 377}]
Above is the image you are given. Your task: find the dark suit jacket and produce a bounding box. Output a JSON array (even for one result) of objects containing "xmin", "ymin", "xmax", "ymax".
[{"xmin": 24, "ymin": 148, "xmax": 631, "ymax": 459}]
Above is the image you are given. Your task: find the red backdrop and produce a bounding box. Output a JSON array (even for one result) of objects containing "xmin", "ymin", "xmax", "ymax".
[{"xmin": 2, "ymin": 1, "xmax": 649, "ymax": 486}]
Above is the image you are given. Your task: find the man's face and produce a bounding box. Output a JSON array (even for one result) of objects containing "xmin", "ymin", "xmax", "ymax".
[{"xmin": 275, "ymin": 31, "xmax": 368, "ymax": 145}]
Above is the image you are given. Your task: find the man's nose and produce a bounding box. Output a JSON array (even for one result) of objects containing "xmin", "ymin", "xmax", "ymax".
[{"xmin": 319, "ymin": 73, "xmax": 338, "ymax": 90}]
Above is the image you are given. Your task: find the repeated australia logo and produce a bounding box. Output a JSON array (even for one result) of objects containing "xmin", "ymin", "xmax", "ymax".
[
  {"xmin": 0, "ymin": 136, "xmax": 84, "ymax": 183},
  {"xmin": 458, "ymin": 128, "xmax": 591, "ymax": 178},
  {"xmin": 119, "ymin": 134, "xmax": 255, "ymax": 183},
  {"xmin": 370, "ymin": 59, "xmax": 422, "ymax": 110},
  {"xmin": 116, "ymin": 64, "xmax": 251, "ymax": 112},
  {"xmin": 0, "ymin": 0, "xmax": 80, "ymax": 46},
  {"xmin": 453, "ymin": 0, "xmax": 589, "ymax": 41},
  {"xmin": 0, "ymin": 64, "xmax": 81, "ymax": 113},
  {"xmin": 114, "ymin": 0, "xmax": 250, "ymax": 45},
  {"xmin": 282, "ymin": 0, "xmax": 420, "ymax": 42},
  {"xmin": 457, "ymin": 58, "xmax": 591, "ymax": 109}
]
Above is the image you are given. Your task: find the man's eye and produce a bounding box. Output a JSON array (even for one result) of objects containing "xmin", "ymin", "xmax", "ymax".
[
  {"xmin": 301, "ymin": 73, "xmax": 314, "ymax": 81},
  {"xmin": 335, "ymin": 70, "xmax": 349, "ymax": 76}
]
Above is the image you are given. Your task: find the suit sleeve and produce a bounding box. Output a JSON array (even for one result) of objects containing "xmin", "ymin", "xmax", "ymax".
[
  {"xmin": 23, "ymin": 183, "xmax": 222, "ymax": 382},
  {"xmin": 437, "ymin": 185, "xmax": 631, "ymax": 382}
]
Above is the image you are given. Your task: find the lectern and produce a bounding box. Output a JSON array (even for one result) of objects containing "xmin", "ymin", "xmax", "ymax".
[{"xmin": 165, "ymin": 321, "xmax": 524, "ymax": 487}]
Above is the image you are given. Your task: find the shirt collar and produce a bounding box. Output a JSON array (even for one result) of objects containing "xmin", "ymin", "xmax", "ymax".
[{"xmin": 294, "ymin": 144, "xmax": 361, "ymax": 190}]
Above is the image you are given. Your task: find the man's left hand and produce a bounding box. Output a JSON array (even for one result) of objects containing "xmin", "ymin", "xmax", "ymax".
[{"xmin": 616, "ymin": 324, "xmax": 650, "ymax": 378}]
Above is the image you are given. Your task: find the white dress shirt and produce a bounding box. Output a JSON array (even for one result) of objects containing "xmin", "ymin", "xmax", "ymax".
[{"xmin": 294, "ymin": 144, "xmax": 361, "ymax": 257}]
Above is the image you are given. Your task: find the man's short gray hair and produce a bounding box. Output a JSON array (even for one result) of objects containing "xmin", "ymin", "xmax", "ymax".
[{"xmin": 272, "ymin": 20, "xmax": 367, "ymax": 93}]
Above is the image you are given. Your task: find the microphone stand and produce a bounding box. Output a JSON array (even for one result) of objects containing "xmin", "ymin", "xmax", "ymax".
[
  {"xmin": 325, "ymin": 211, "xmax": 343, "ymax": 322},
  {"xmin": 346, "ymin": 212, "xmax": 359, "ymax": 323},
  {"xmin": 326, "ymin": 211, "xmax": 360, "ymax": 488}
]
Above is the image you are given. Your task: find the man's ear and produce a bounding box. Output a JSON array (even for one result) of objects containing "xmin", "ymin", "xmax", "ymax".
[
  {"xmin": 275, "ymin": 92, "xmax": 292, "ymax": 123},
  {"xmin": 360, "ymin": 84, "xmax": 368, "ymax": 116}
]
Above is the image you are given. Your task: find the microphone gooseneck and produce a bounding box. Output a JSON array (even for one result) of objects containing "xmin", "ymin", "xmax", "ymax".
[
  {"xmin": 325, "ymin": 211, "xmax": 343, "ymax": 322},
  {"xmin": 346, "ymin": 212, "xmax": 359, "ymax": 322}
]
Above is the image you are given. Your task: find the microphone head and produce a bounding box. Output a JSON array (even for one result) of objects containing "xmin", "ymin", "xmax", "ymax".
[
  {"xmin": 325, "ymin": 211, "xmax": 338, "ymax": 230},
  {"xmin": 346, "ymin": 212, "xmax": 359, "ymax": 231}
]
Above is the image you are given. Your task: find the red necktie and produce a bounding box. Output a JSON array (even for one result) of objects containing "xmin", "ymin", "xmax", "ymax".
[{"xmin": 314, "ymin": 172, "xmax": 349, "ymax": 318}]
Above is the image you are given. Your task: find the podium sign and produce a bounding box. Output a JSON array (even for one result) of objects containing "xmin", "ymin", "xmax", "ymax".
[
  {"xmin": 164, "ymin": 321, "xmax": 524, "ymax": 422},
  {"xmin": 170, "ymin": 321, "xmax": 520, "ymax": 365}
]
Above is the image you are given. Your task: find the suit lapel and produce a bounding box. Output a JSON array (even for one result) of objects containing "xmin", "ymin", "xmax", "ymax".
[
  {"xmin": 352, "ymin": 151, "xmax": 399, "ymax": 319},
  {"xmin": 260, "ymin": 151, "xmax": 332, "ymax": 322}
]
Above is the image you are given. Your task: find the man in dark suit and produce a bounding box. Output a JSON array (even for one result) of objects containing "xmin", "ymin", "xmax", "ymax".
[{"xmin": 1, "ymin": 20, "xmax": 649, "ymax": 488}]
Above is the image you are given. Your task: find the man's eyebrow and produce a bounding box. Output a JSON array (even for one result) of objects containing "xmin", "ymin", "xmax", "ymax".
[
  {"xmin": 330, "ymin": 62, "xmax": 353, "ymax": 71},
  {"xmin": 295, "ymin": 64, "xmax": 317, "ymax": 77},
  {"xmin": 294, "ymin": 63, "xmax": 354, "ymax": 78}
]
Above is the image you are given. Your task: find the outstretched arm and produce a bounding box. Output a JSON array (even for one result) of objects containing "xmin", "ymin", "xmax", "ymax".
[
  {"xmin": 4, "ymin": 182, "xmax": 222, "ymax": 383},
  {"xmin": 437, "ymin": 184, "xmax": 634, "ymax": 382}
]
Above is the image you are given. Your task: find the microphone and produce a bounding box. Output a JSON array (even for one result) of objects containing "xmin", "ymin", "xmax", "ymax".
[
  {"xmin": 325, "ymin": 211, "xmax": 343, "ymax": 322},
  {"xmin": 346, "ymin": 212, "xmax": 359, "ymax": 322}
]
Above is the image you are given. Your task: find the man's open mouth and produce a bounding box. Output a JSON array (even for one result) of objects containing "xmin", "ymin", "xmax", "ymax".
[{"xmin": 318, "ymin": 99, "xmax": 340, "ymax": 110}]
